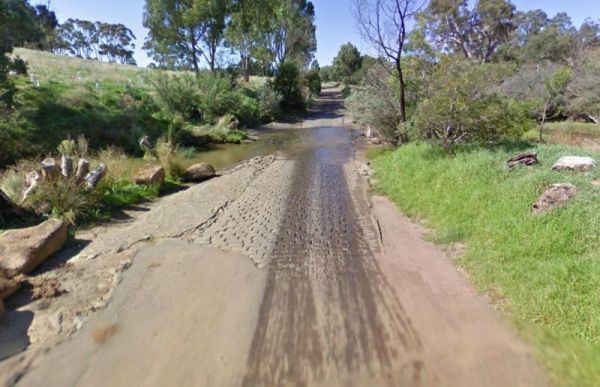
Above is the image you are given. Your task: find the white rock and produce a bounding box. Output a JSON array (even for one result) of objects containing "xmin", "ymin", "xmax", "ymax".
[{"xmin": 552, "ymin": 156, "xmax": 596, "ymax": 171}]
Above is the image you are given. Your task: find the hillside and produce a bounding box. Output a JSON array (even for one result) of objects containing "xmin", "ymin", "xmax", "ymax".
[{"xmin": 14, "ymin": 48, "xmax": 154, "ymax": 89}]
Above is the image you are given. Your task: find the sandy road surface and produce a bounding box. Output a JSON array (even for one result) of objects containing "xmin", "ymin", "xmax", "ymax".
[{"xmin": 1, "ymin": 88, "xmax": 546, "ymax": 386}]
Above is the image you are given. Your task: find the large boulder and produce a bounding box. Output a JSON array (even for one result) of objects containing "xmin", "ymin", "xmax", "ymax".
[
  {"xmin": 0, "ymin": 219, "xmax": 68, "ymax": 277},
  {"xmin": 532, "ymin": 183, "xmax": 579, "ymax": 214},
  {"xmin": 552, "ymin": 156, "xmax": 596, "ymax": 171},
  {"xmin": 133, "ymin": 164, "xmax": 165, "ymax": 185},
  {"xmin": 184, "ymin": 163, "xmax": 216, "ymax": 182}
]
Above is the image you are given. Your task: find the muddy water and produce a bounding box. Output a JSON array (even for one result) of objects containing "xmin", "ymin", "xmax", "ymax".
[{"xmin": 185, "ymin": 129, "xmax": 303, "ymax": 170}]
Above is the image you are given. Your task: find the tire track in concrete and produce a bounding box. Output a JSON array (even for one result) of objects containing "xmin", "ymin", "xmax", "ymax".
[{"xmin": 241, "ymin": 127, "xmax": 424, "ymax": 386}]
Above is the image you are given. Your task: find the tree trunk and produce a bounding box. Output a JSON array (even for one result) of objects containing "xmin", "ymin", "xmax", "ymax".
[
  {"xmin": 540, "ymin": 99, "xmax": 550, "ymax": 142},
  {"xmin": 396, "ymin": 59, "xmax": 407, "ymax": 124},
  {"xmin": 243, "ymin": 56, "xmax": 250, "ymax": 82},
  {"xmin": 85, "ymin": 164, "xmax": 107, "ymax": 188},
  {"xmin": 190, "ymin": 32, "xmax": 200, "ymax": 75}
]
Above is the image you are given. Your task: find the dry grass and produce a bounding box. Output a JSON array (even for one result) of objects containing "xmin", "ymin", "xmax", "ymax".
[{"xmin": 14, "ymin": 48, "xmax": 153, "ymax": 89}]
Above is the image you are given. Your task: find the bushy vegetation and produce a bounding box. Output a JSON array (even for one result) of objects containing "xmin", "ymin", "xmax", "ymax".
[
  {"xmin": 414, "ymin": 60, "xmax": 534, "ymax": 148},
  {"xmin": 274, "ymin": 62, "xmax": 305, "ymax": 111},
  {"xmin": 371, "ymin": 142, "xmax": 600, "ymax": 386}
]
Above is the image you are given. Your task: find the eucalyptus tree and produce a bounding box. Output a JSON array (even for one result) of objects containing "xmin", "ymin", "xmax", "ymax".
[
  {"xmin": 353, "ymin": 0, "xmax": 426, "ymax": 123},
  {"xmin": 143, "ymin": 0, "xmax": 231, "ymax": 72},
  {"xmin": 225, "ymin": 0, "xmax": 273, "ymax": 80},
  {"xmin": 422, "ymin": 0, "xmax": 516, "ymax": 63},
  {"xmin": 332, "ymin": 42, "xmax": 362, "ymax": 83}
]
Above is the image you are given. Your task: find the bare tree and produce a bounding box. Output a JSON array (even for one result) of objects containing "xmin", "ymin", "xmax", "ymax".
[{"xmin": 353, "ymin": 0, "xmax": 426, "ymax": 123}]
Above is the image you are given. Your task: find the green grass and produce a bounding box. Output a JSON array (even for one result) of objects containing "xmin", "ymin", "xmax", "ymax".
[{"xmin": 371, "ymin": 142, "xmax": 600, "ymax": 386}]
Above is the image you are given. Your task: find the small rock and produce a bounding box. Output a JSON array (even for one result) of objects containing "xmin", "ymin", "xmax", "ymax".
[
  {"xmin": 552, "ymin": 156, "xmax": 596, "ymax": 171},
  {"xmin": 184, "ymin": 163, "xmax": 216, "ymax": 182},
  {"xmin": 247, "ymin": 135, "xmax": 259, "ymax": 141},
  {"xmin": 592, "ymin": 180, "xmax": 600, "ymax": 186},
  {"xmin": 507, "ymin": 151, "xmax": 538, "ymax": 170},
  {"xmin": 0, "ymin": 219, "xmax": 68, "ymax": 277},
  {"xmin": 242, "ymin": 140, "xmax": 254, "ymax": 144},
  {"xmin": 133, "ymin": 165, "xmax": 165, "ymax": 185},
  {"xmin": 532, "ymin": 183, "xmax": 579, "ymax": 214}
]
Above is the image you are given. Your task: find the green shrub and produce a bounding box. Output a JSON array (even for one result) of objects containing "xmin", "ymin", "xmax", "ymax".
[
  {"xmin": 304, "ymin": 69, "xmax": 321, "ymax": 95},
  {"xmin": 149, "ymin": 73, "xmax": 202, "ymax": 120},
  {"xmin": 274, "ymin": 62, "xmax": 305, "ymax": 110},
  {"xmin": 256, "ymin": 81, "xmax": 282, "ymax": 122},
  {"xmin": 235, "ymin": 92, "xmax": 260, "ymax": 126},
  {"xmin": 346, "ymin": 63, "xmax": 403, "ymax": 144},
  {"xmin": 415, "ymin": 60, "xmax": 534, "ymax": 149}
]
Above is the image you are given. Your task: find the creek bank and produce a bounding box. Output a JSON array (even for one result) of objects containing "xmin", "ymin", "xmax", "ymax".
[{"xmin": 0, "ymin": 155, "xmax": 278, "ymax": 377}]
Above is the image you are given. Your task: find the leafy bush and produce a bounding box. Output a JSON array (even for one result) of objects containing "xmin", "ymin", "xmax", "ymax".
[
  {"xmin": 234, "ymin": 92, "xmax": 260, "ymax": 126},
  {"xmin": 304, "ymin": 69, "xmax": 321, "ymax": 95},
  {"xmin": 414, "ymin": 60, "xmax": 534, "ymax": 148},
  {"xmin": 149, "ymin": 73, "xmax": 202, "ymax": 120},
  {"xmin": 346, "ymin": 63, "xmax": 403, "ymax": 144},
  {"xmin": 256, "ymin": 81, "xmax": 282, "ymax": 122},
  {"xmin": 195, "ymin": 72, "xmax": 240, "ymax": 123},
  {"xmin": 274, "ymin": 62, "xmax": 305, "ymax": 110}
]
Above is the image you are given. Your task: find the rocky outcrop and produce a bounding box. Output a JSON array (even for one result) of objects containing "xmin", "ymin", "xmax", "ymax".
[
  {"xmin": 184, "ymin": 163, "xmax": 216, "ymax": 182},
  {"xmin": 532, "ymin": 183, "xmax": 579, "ymax": 214},
  {"xmin": 0, "ymin": 219, "xmax": 68, "ymax": 277},
  {"xmin": 552, "ymin": 156, "xmax": 596, "ymax": 171},
  {"xmin": 133, "ymin": 165, "xmax": 166, "ymax": 185}
]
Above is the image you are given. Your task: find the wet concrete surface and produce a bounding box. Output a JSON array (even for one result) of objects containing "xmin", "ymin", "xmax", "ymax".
[{"xmin": 241, "ymin": 127, "xmax": 423, "ymax": 386}]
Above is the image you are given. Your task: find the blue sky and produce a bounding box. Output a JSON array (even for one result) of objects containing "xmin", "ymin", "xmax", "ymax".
[{"xmin": 35, "ymin": 0, "xmax": 598, "ymax": 68}]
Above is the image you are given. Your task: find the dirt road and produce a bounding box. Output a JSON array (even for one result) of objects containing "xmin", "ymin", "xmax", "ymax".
[{"xmin": 1, "ymin": 88, "xmax": 546, "ymax": 386}]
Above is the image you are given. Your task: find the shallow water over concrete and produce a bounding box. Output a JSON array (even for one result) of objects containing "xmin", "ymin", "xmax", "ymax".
[{"xmin": 186, "ymin": 128, "xmax": 303, "ymax": 170}]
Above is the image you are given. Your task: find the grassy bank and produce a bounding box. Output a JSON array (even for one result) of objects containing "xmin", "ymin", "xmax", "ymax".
[
  {"xmin": 370, "ymin": 142, "xmax": 600, "ymax": 386},
  {"xmin": 1, "ymin": 49, "xmax": 279, "ymax": 169},
  {"xmin": 524, "ymin": 122, "xmax": 600, "ymax": 151}
]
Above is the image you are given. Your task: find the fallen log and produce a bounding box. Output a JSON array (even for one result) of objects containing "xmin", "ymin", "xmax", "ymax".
[
  {"xmin": 61, "ymin": 155, "xmax": 74, "ymax": 178},
  {"xmin": 75, "ymin": 158, "xmax": 90, "ymax": 183},
  {"xmin": 41, "ymin": 158, "xmax": 60, "ymax": 181},
  {"xmin": 21, "ymin": 171, "xmax": 42, "ymax": 203},
  {"xmin": 139, "ymin": 135, "xmax": 158, "ymax": 159},
  {"xmin": 85, "ymin": 163, "xmax": 107, "ymax": 188},
  {"xmin": 507, "ymin": 151, "xmax": 538, "ymax": 170}
]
